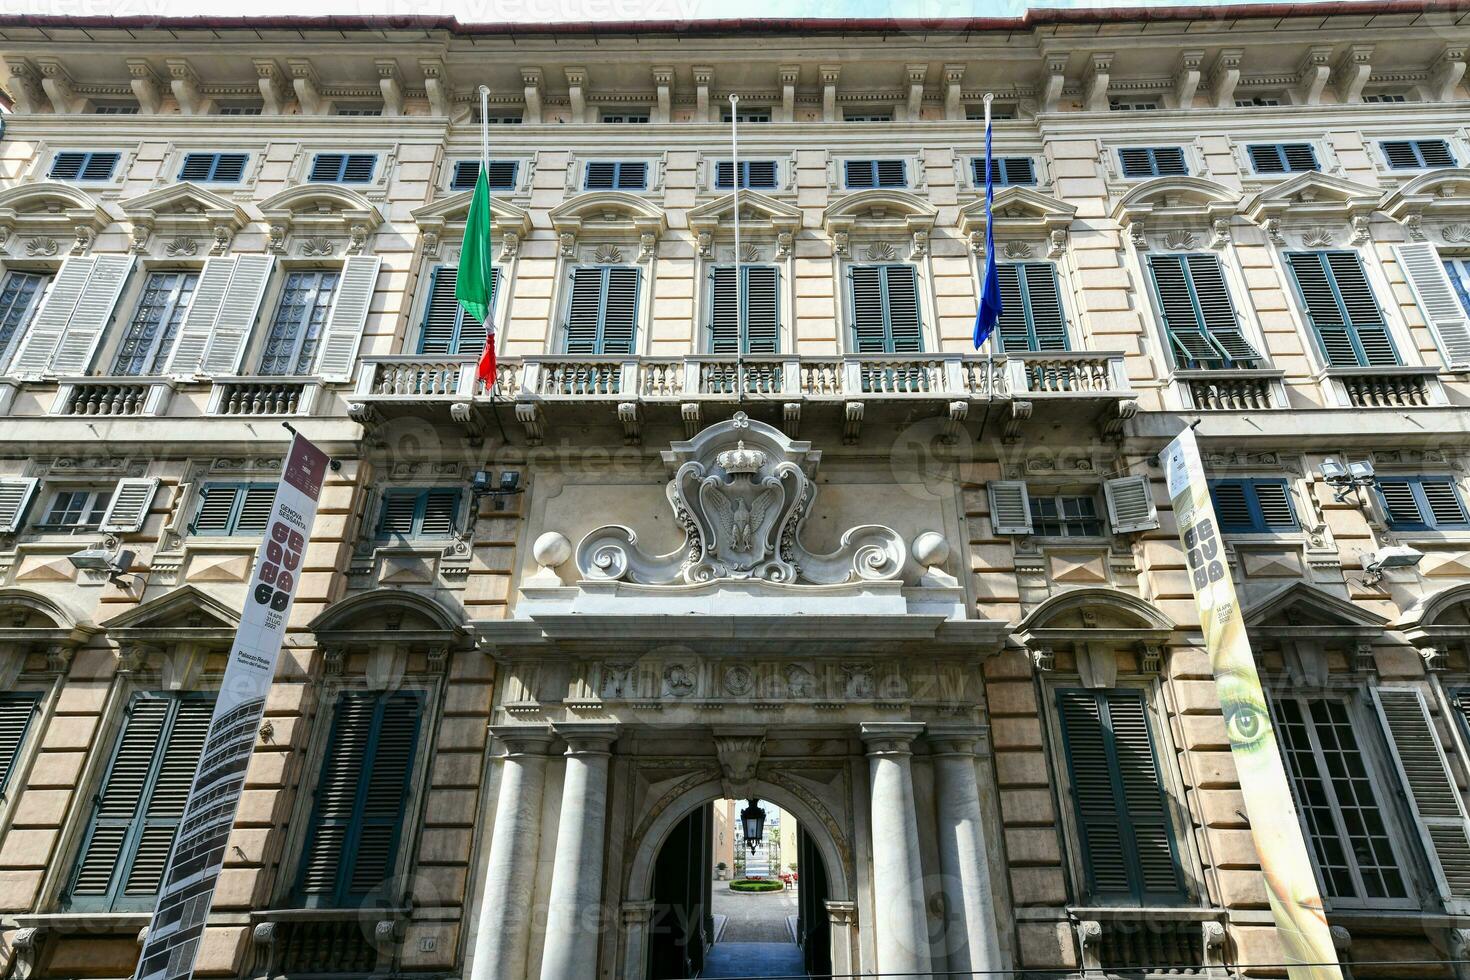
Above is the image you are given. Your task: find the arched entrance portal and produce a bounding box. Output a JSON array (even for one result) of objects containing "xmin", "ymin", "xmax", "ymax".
[{"xmin": 623, "ymin": 778, "xmax": 850, "ymax": 980}]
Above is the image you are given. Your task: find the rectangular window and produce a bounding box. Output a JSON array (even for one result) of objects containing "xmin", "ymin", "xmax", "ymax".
[
  {"xmin": 1117, "ymin": 147, "xmax": 1188, "ymax": 179},
  {"xmin": 217, "ymin": 102, "xmax": 263, "ymax": 116},
  {"xmin": 177, "ymin": 152, "xmax": 249, "ymax": 183},
  {"xmin": 38, "ymin": 488, "xmax": 110, "ymax": 531},
  {"xmin": 0, "ymin": 692, "xmax": 41, "ymax": 798},
  {"xmin": 257, "ymin": 271, "xmax": 340, "ymax": 376},
  {"xmin": 600, "ymin": 109, "xmax": 650, "ymax": 124},
  {"xmin": 112, "ymin": 271, "xmax": 200, "ymax": 376},
  {"xmin": 65, "ymin": 692, "xmax": 215, "ymax": 912},
  {"xmin": 481, "ymin": 110, "xmax": 523, "ymax": 125},
  {"xmin": 849, "ymin": 265, "xmax": 923, "ymax": 354},
  {"xmin": 1147, "ymin": 253, "xmax": 1261, "ymax": 369},
  {"xmin": 1029, "ymin": 495, "xmax": 1103, "ymax": 537},
  {"xmin": 995, "ymin": 262, "xmax": 1069, "ymax": 353},
  {"xmin": 1273, "ymin": 696, "xmax": 1411, "ymax": 907},
  {"xmin": 376, "ymin": 488, "xmax": 462, "ymax": 539},
  {"xmin": 1363, "ymin": 92, "xmax": 1409, "ymax": 103},
  {"xmin": 1056, "ymin": 688, "xmax": 1185, "ymax": 904},
  {"xmin": 722, "ymin": 106, "xmax": 772, "ymax": 123},
  {"xmin": 1247, "ymin": 143, "xmax": 1319, "ymax": 174},
  {"xmin": 418, "ymin": 266, "xmax": 499, "ymax": 356},
  {"xmin": 190, "ymin": 483, "xmax": 277, "ymax": 536},
  {"xmin": 843, "ymin": 159, "xmax": 907, "ymax": 189},
  {"xmin": 584, "ymin": 161, "xmax": 648, "ymax": 191},
  {"xmin": 334, "ymin": 104, "xmax": 383, "ymax": 116},
  {"xmin": 0, "ymin": 271, "xmax": 50, "ymax": 373},
  {"xmin": 970, "ymin": 156, "xmax": 1037, "ymax": 187},
  {"xmin": 714, "ymin": 161, "xmax": 779, "ymax": 190},
  {"xmin": 94, "ymin": 102, "xmax": 139, "ymax": 115},
  {"xmin": 47, "ymin": 151, "xmax": 120, "ymax": 182},
  {"xmin": 1235, "ymin": 95, "xmax": 1283, "ymax": 107},
  {"xmin": 1209, "ymin": 478, "xmax": 1298, "ymax": 533},
  {"xmin": 1109, "ymin": 99, "xmax": 1159, "ymax": 111},
  {"xmin": 1376, "ymin": 476, "xmax": 1470, "ymax": 531},
  {"xmin": 295, "ymin": 690, "xmax": 423, "ymax": 907},
  {"xmin": 708, "ymin": 265, "xmax": 779, "ymax": 355},
  {"xmin": 1381, "ymin": 139, "xmax": 1456, "ymax": 170},
  {"xmin": 1285, "ymin": 251, "xmax": 1399, "ymax": 367},
  {"xmin": 307, "ymin": 153, "xmax": 377, "ymax": 184},
  {"xmin": 450, "ymin": 160, "xmax": 519, "ymax": 191},
  {"xmin": 563, "ymin": 266, "xmax": 640, "ymax": 355},
  {"xmin": 967, "ymin": 103, "xmax": 1017, "ymax": 120},
  {"xmin": 1447, "ymin": 257, "xmax": 1470, "ymax": 318},
  {"xmin": 843, "ymin": 109, "xmax": 893, "ymax": 122}
]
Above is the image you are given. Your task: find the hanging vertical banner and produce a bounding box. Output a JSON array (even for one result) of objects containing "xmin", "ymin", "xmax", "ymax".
[
  {"xmin": 1160, "ymin": 428, "xmax": 1342, "ymax": 980},
  {"xmin": 136, "ymin": 433, "xmax": 329, "ymax": 980}
]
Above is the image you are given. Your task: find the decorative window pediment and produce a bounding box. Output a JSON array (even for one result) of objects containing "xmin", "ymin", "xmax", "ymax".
[
  {"xmin": 118, "ymin": 181, "xmax": 249, "ymax": 256},
  {"xmin": 959, "ymin": 186, "xmax": 1075, "ymax": 257},
  {"xmin": 257, "ymin": 184, "xmax": 383, "ymax": 257},
  {"xmin": 1242, "ymin": 171, "xmax": 1380, "ymax": 226},
  {"xmin": 1378, "ymin": 168, "xmax": 1470, "ymax": 242},
  {"xmin": 1111, "ymin": 175, "xmax": 1241, "ymax": 227},
  {"xmin": 411, "ymin": 191, "xmax": 531, "ymax": 259},
  {"xmin": 688, "ymin": 190, "xmax": 801, "ymax": 258},
  {"xmin": 0, "ymin": 181, "xmax": 110, "ymax": 256},
  {"xmin": 98, "ymin": 583, "xmax": 239, "ymax": 643},
  {"xmin": 308, "ymin": 589, "xmax": 467, "ymax": 668},
  {"xmin": 1015, "ymin": 586, "xmax": 1174, "ymax": 678},
  {"xmin": 824, "ymin": 189, "xmax": 937, "ymax": 260},
  {"xmin": 0, "ymin": 587, "xmax": 96, "ymax": 667},
  {"xmin": 1244, "ymin": 581, "xmax": 1387, "ymax": 682},
  {"xmin": 549, "ymin": 190, "xmax": 667, "ymax": 261},
  {"xmin": 1398, "ymin": 582, "xmax": 1470, "ymax": 671}
]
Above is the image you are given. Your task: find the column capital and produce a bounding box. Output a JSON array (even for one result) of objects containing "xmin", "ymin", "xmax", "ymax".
[
  {"xmin": 554, "ymin": 721, "xmax": 620, "ymax": 755},
  {"xmin": 621, "ymin": 900, "xmax": 656, "ymax": 925},
  {"xmin": 490, "ymin": 724, "xmax": 555, "ymax": 756},
  {"xmin": 825, "ymin": 899, "xmax": 857, "ymax": 925},
  {"xmin": 860, "ymin": 721, "xmax": 925, "ymax": 755},
  {"xmin": 926, "ymin": 725, "xmax": 988, "ymax": 757}
]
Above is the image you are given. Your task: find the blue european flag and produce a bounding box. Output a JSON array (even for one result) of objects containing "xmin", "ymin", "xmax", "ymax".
[{"xmin": 974, "ymin": 103, "xmax": 1003, "ymax": 349}]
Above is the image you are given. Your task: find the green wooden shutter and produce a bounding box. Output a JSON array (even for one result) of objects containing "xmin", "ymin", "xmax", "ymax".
[
  {"xmin": 69, "ymin": 694, "xmax": 213, "ymax": 911},
  {"xmin": 419, "ymin": 266, "xmax": 462, "ymax": 355},
  {"xmin": 1371, "ymin": 688, "xmax": 1470, "ymax": 910},
  {"xmin": 849, "ymin": 266, "xmax": 887, "ymax": 353},
  {"xmin": 1057, "ymin": 689, "xmax": 1183, "ymax": 903},
  {"xmin": 298, "ymin": 691, "xmax": 423, "ymax": 906},
  {"xmin": 0, "ymin": 693, "xmax": 40, "ymax": 798},
  {"xmin": 744, "ymin": 266, "xmax": 780, "ymax": 354},
  {"xmin": 994, "ymin": 265, "xmax": 1030, "ymax": 353},
  {"xmin": 708, "ymin": 266, "xmax": 739, "ymax": 354},
  {"xmin": 599, "ymin": 267, "xmax": 640, "ymax": 355},
  {"xmin": 1149, "ymin": 254, "xmax": 1221, "ymax": 365},
  {"xmin": 1287, "ymin": 251, "xmax": 1399, "ymax": 367},
  {"xmin": 883, "ymin": 265, "xmax": 923, "ymax": 353},
  {"xmin": 996, "ymin": 263, "xmax": 1068, "ymax": 353},
  {"xmin": 1185, "ymin": 254, "xmax": 1260, "ymax": 363},
  {"xmin": 564, "ymin": 268, "xmax": 605, "ymax": 354}
]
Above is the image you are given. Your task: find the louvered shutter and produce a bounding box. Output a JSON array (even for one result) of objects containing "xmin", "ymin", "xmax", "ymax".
[
  {"xmin": 995, "ymin": 265, "xmax": 1031, "ymax": 353},
  {"xmin": 708, "ymin": 266, "xmax": 739, "ymax": 354},
  {"xmin": 213, "ymin": 153, "xmax": 248, "ymax": 182},
  {"xmin": 1150, "ymin": 254, "xmax": 1221, "ymax": 364},
  {"xmin": 1185, "ymin": 254, "xmax": 1261, "ymax": 363},
  {"xmin": 1420, "ymin": 141, "xmax": 1457, "ymax": 167},
  {"xmin": 235, "ymin": 485, "xmax": 277, "ymax": 532},
  {"xmin": 123, "ymin": 699, "xmax": 211, "ymax": 900},
  {"xmin": 746, "ymin": 161, "xmax": 778, "ymax": 189},
  {"xmin": 1105, "ymin": 476, "xmax": 1159, "ymax": 533},
  {"xmin": 1247, "ymin": 145, "xmax": 1287, "ymax": 174},
  {"xmin": 599, "ymin": 267, "xmax": 640, "ymax": 355},
  {"xmin": 1288, "ymin": 252, "xmax": 1398, "ymax": 367},
  {"xmin": 191, "ymin": 485, "xmax": 240, "ymax": 534},
  {"xmin": 1371, "ymin": 688, "xmax": 1470, "ymax": 910},
  {"xmin": 199, "ymin": 255, "xmax": 275, "ymax": 376},
  {"xmin": 585, "ymin": 162, "xmax": 616, "ymax": 190},
  {"xmin": 298, "ymin": 691, "xmax": 422, "ymax": 906},
  {"xmin": 0, "ymin": 478, "xmax": 38, "ymax": 533},
  {"xmin": 1395, "ymin": 243, "xmax": 1470, "ymax": 369},
  {"xmin": 564, "ymin": 267, "xmax": 606, "ymax": 354},
  {"xmin": 844, "ymin": 160, "xmax": 875, "ymax": 188},
  {"xmin": 310, "ymin": 154, "xmax": 345, "ymax": 181},
  {"xmin": 418, "ymin": 489, "xmax": 460, "ymax": 536},
  {"xmin": 377, "ymin": 493, "xmax": 418, "ymax": 537},
  {"xmin": 875, "ymin": 160, "xmax": 907, "ymax": 188},
  {"xmin": 1210, "ymin": 481, "xmax": 1252, "ymax": 531},
  {"xmin": 1283, "ymin": 144, "xmax": 1318, "ymax": 171},
  {"xmin": 0, "ymin": 693, "xmax": 39, "ymax": 796},
  {"xmin": 49, "ymin": 255, "xmax": 135, "ymax": 376},
  {"xmin": 1382, "ymin": 141, "xmax": 1422, "ymax": 169},
  {"xmin": 10, "ymin": 258, "xmax": 92, "ymax": 378},
  {"xmin": 99, "ymin": 478, "xmax": 159, "ymax": 533},
  {"xmin": 163, "ymin": 257, "xmax": 236, "ymax": 376},
  {"xmin": 418, "ymin": 267, "xmax": 461, "ymax": 355},
  {"xmin": 314, "ymin": 255, "xmax": 381, "ymax": 381},
  {"xmin": 988, "ymin": 480, "xmax": 1032, "ymax": 535},
  {"xmin": 1058, "ymin": 689, "xmax": 1183, "ymax": 902},
  {"xmin": 616, "ymin": 162, "xmax": 648, "ymax": 190},
  {"xmin": 1118, "ymin": 148, "xmax": 1154, "ymax": 178},
  {"xmin": 884, "ymin": 266, "xmax": 923, "ymax": 353},
  {"xmin": 178, "ymin": 154, "xmax": 215, "ymax": 181},
  {"xmin": 341, "ymin": 155, "xmax": 376, "ymax": 183},
  {"xmin": 1326, "ymin": 251, "xmax": 1398, "ymax": 366},
  {"xmin": 1423, "ymin": 479, "xmax": 1470, "ymax": 527},
  {"xmin": 849, "ymin": 266, "xmax": 887, "ymax": 352},
  {"xmin": 1253, "ymin": 482, "xmax": 1298, "ymax": 530},
  {"xmin": 49, "ymin": 152, "xmax": 88, "ymax": 180},
  {"xmin": 714, "ymin": 161, "xmax": 736, "ymax": 189},
  {"xmin": 745, "ymin": 266, "xmax": 780, "ymax": 354},
  {"xmin": 1153, "ymin": 148, "xmax": 1188, "ymax": 176},
  {"xmin": 1022, "ymin": 264, "xmax": 1068, "ymax": 351},
  {"xmin": 1376, "ymin": 478, "xmax": 1423, "ymax": 526}
]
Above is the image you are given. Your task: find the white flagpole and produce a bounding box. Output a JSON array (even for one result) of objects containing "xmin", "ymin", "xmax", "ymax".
[
  {"xmin": 479, "ymin": 84, "xmax": 491, "ymax": 174},
  {"xmin": 730, "ymin": 92, "xmax": 743, "ymax": 404}
]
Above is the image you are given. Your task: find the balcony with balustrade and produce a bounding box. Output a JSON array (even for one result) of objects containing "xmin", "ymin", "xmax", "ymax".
[{"xmin": 347, "ymin": 350, "xmax": 1137, "ymax": 444}]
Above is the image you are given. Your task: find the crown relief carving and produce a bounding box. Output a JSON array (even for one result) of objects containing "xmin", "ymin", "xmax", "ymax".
[{"xmin": 576, "ymin": 412, "xmax": 905, "ymax": 585}]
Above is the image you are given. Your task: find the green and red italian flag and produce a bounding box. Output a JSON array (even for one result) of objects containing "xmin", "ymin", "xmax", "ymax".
[{"xmin": 456, "ymin": 164, "xmax": 497, "ymax": 389}]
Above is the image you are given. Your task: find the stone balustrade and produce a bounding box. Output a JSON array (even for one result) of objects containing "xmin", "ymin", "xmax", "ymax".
[
  {"xmin": 51, "ymin": 378, "xmax": 172, "ymax": 417},
  {"xmin": 1179, "ymin": 370, "xmax": 1285, "ymax": 411},
  {"xmin": 208, "ymin": 378, "xmax": 320, "ymax": 417}
]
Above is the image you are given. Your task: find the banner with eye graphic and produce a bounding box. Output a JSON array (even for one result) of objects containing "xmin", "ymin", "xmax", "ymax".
[{"xmin": 1161, "ymin": 428, "xmax": 1342, "ymax": 980}]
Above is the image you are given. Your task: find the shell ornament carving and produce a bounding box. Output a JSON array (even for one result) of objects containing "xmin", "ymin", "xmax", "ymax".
[
  {"xmin": 576, "ymin": 412, "xmax": 905, "ymax": 586},
  {"xmin": 1442, "ymin": 223, "xmax": 1470, "ymax": 244}
]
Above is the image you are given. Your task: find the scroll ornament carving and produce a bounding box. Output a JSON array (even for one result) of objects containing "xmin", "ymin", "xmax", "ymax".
[{"xmin": 576, "ymin": 412, "xmax": 905, "ymax": 585}]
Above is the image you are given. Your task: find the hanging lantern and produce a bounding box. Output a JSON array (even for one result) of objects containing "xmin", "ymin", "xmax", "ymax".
[{"xmin": 740, "ymin": 799, "xmax": 765, "ymax": 854}]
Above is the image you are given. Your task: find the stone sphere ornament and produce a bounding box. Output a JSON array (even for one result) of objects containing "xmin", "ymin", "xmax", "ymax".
[
  {"xmin": 911, "ymin": 530, "xmax": 950, "ymax": 570},
  {"xmin": 533, "ymin": 531, "xmax": 573, "ymax": 569}
]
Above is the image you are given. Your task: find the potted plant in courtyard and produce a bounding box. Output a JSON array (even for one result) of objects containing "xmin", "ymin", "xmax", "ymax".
[{"xmin": 715, "ymin": 861, "xmax": 728, "ymax": 880}]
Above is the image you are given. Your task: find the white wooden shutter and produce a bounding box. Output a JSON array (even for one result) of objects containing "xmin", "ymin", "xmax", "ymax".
[
  {"xmin": 99, "ymin": 478, "xmax": 159, "ymax": 533},
  {"xmin": 10, "ymin": 258, "xmax": 105, "ymax": 379},
  {"xmin": 163, "ymin": 258, "xmax": 236, "ymax": 376},
  {"xmin": 1104, "ymin": 476, "xmax": 1159, "ymax": 534},
  {"xmin": 48, "ymin": 255, "xmax": 135, "ymax": 376},
  {"xmin": 1395, "ymin": 243, "xmax": 1470, "ymax": 369},
  {"xmin": 1371, "ymin": 687, "xmax": 1470, "ymax": 911},
  {"xmin": 988, "ymin": 480, "xmax": 1033, "ymax": 535},
  {"xmin": 314, "ymin": 255, "xmax": 381, "ymax": 381},
  {"xmin": 200, "ymin": 255, "xmax": 275, "ymax": 376},
  {"xmin": 0, "ymin": 478, "xmax": 38, "ymax": 533}
]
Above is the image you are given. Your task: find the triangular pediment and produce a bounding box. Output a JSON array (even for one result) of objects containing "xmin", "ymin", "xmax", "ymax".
[
  {"xmin": 1244, "ymin": 581, "xmax": 1387, "ymax": 630},
  {"xmin": 411, "ymin": 191, "xmax": 531, "ymax": 235},
  {"xmin": 100, "ymin": 583, "xmax": 240, "ymax": 632},
  {"xmin": 1245, "ymin": 171, "xmax": 1380, "ymax": 222},
  {"xmin": 688, "ymin": 190, "xmax": 802, "ymax": 233},
  {"xmin": 1112, "ymin": 176, "xmax": 1241, "ymax": 222},
  {"xmin": 960, "ymin": 186, "xmax": 1076, "ymax": 232},
  {"xmin": 119, "ymin": 182, "xmax": 248, "ymax": 228}
]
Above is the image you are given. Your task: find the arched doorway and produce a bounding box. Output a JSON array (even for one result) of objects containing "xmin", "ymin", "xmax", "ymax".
[{"xmin": 624, "ymin": 779, "xmax": 849, "ymax": 980}]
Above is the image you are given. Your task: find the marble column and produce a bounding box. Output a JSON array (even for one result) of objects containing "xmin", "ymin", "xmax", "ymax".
[
  {"xmin": 930, "ymin": 726, "xmax": 1003, "ymax": 977},
  {"xmin": 470, "ymin": 726, "xmax": 553, "ymax": 980},
  {"xmin": 540, "ymin": 723, "xmax": 619, "ymax": 980},
  {"xmin": 860, "ymin": 722, "xmax": 932, "ymax": 977}
]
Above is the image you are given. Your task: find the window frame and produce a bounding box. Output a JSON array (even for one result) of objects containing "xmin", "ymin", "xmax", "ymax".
[
  {"xmin": 1282, "ymin": 249, "xmax": 1402, "ymax": 369},
  {"xmin": 449, "ymin": 159, "xmax": 521, "ymax": 193},
  {"xmin": 705, "ymin": 263, "xmax": 782, "ymax": 355},
  {"xmin": 1028, "ymin": 493, "xmax": 1105, "ymax": 538},
  {"xmin": 845, "ymin": 263, "xmax": 926, "ymax": 355},
  {"xmin": 841, "ymin": 158, "xmax": 907, "ymax": 190},
  {"xmin": 994, "ymin": 261, "xmax": 1071, "ymax": 355},
  {"xmin": 1208, "ymin": 478, "xmax": 1300, "ymax": 534},
  {"xmin": 598, "ymin": 108, "xmax": 652, "ymax": 124},
  {"xmin": 1245, "ymin": 142, "xmax": 1320, "ymax": 175},
  {"xmin": 374, "ymin": 486, "xmax": 464, "ymax": 541},
  {"xmin": 110, "ymin": 269, "xmax": 201, "ymax": 377},
  {"xmin": 46, "ymin": 150, "xmax": 123, "ymax": 183},
  {"xmin": 1143, "ymin": 251, "xmax": 1263, "ymax": 371},
  {"xmin": 582, "ymin": 160, "xmax": 649, "ymax": 191},
  {"xmin": 306, "ymin": 152, "xmax": 378, "ymax": 185},
  {"xmin": 1378, "ymin": 138, "xmax": 1458, "ymax": 171},
  {"xmin": 35, "ymin": 486, "xmax": 111, "ymax": 533},
  {"xmin": 1445, "ymin": 255, "xmax": 1470, "ymax": 319},
  {"xmin": 560, "ymin": 264, "xmax": 643, "ymax": 356},
  {"xmin": 415, "ymin": 263, "xmax": 500, "ymax": 356},
  {"xmin": 968, "ymin": 156, "xmax": 1039, "ymax": 188},
  {"xmin": 255, "ymin": 268, "xmax": 341, "ymax": 376},
  {"xmin": 841, "ymin": 108, "xmax": 894, "ymax": 122},
  {"xmin": 1374, "ymin": 475, "xmax": 1470, "ymax": 531},
  {"xmin": 188, "ymin": 481, "xmax": 278, "ymax": 537},
  {"xmin": 1116, "ymin": 146, "xmax": 1190, "ymax": 179},
  {"xmin": 0, "ymin": 270, "xmax": 52, "ymax": 374},
  {"xmin": 712, "ymin": 159, "xmax": 781, "ymax": 191},
  {"xmin": 177, "ymin": 152, "xmax": 250, "ymax": 183}
]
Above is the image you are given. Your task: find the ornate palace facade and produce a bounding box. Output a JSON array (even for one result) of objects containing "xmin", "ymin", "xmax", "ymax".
[{"xmin": 0, "ymin": 3, "xmax": 1468, "ymax": 978}]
